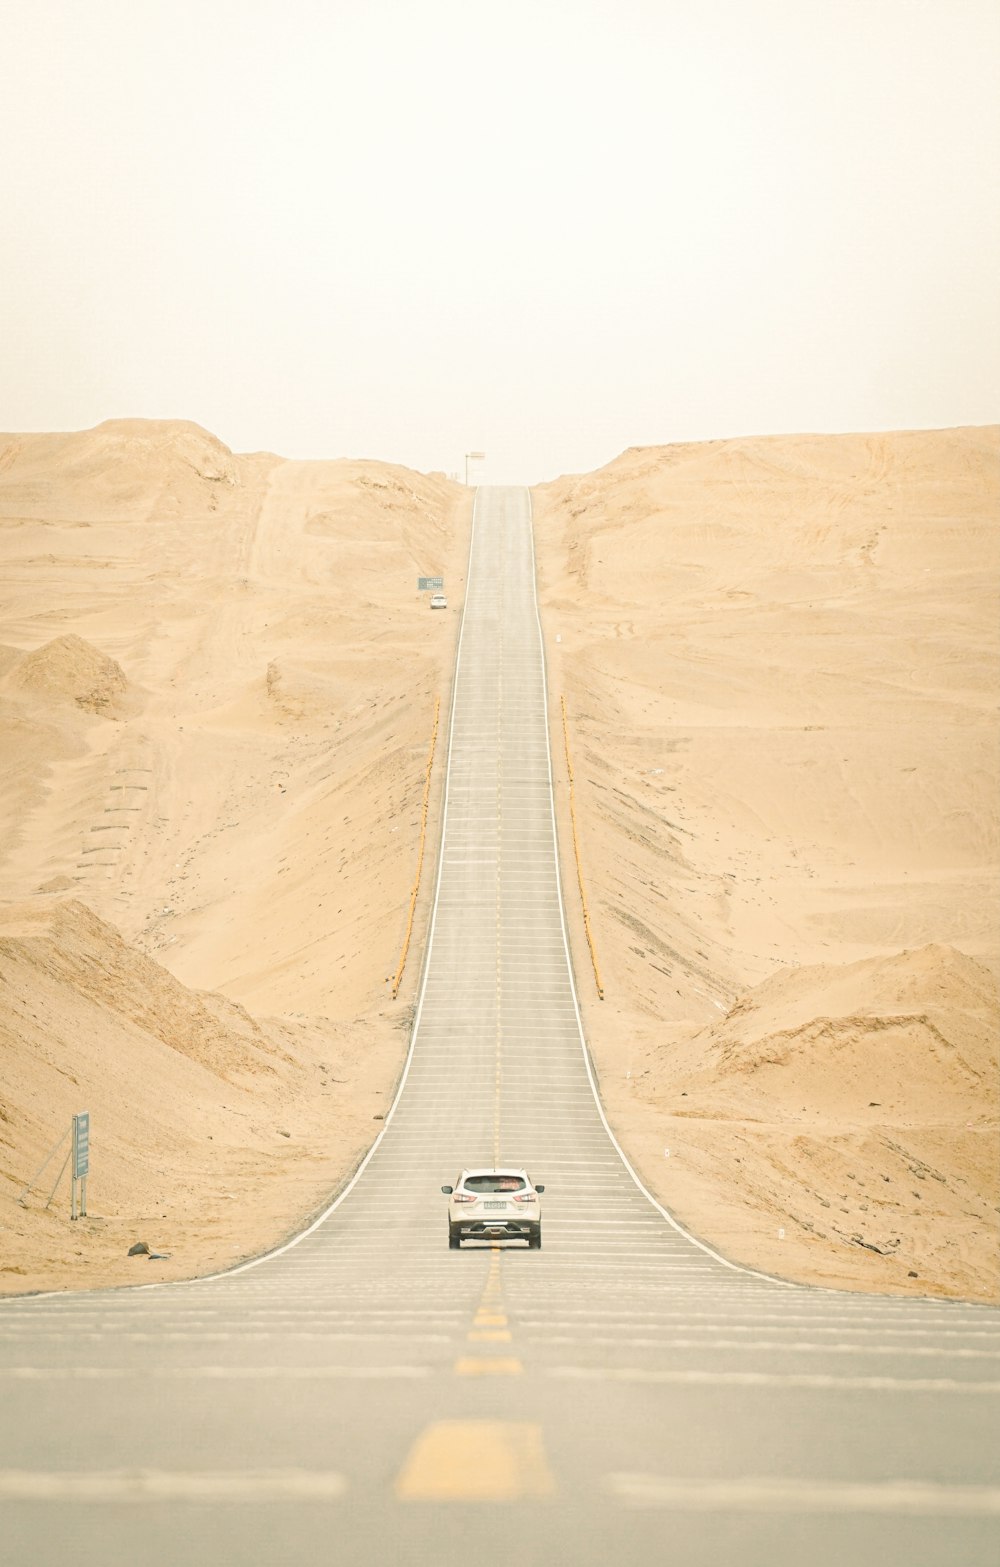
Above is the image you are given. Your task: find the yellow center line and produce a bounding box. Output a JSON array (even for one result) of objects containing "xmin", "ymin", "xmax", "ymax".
[
  {"xmin": 462, "ymin": 1249, "xmax": 515, "ymax": 1364},
  {"xmin": 395, "ymin": 1421, "xmax": 554, "ymax": 1500},
  {"xmin": 453, "ymin": 1358, "xmax": 523, "ymax": 1377}
]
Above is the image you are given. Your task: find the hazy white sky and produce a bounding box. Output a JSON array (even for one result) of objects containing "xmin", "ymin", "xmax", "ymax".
[{"xmin": 2, "ymin": 1, "xmax": 997, "ymax": 483}]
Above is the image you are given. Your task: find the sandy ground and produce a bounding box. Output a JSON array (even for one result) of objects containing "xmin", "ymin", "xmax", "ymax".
[
  {"xmin": 533, "ymin": 427, "xmax": 1000, "ymax": 1301},
  {"xmin": 0, "ymin": 420, "xmax": 467, "ymax": 1293},
  {"xmin": 2, "ymin": 421, "xmax": 997, "ymax": 1304}
]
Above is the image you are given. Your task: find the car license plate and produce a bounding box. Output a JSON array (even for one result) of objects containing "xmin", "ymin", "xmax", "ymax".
[{"xmin": 484, "ymin": 1201, "xmax": 506, "ymax": 1210}]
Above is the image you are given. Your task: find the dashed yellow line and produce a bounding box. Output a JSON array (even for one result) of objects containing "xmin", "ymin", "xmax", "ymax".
[
  {"xmin": 395, "ymin": 1421, "xmax": 554, "ymax": 1500},
  {"xmin": 456, "ymin": 1254, "xmax": 517, "ymax": 1361}
]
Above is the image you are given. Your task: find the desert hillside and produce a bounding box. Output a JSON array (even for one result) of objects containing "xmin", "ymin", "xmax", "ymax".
[
  {"xmin": 533, "ymin": 427, "xmax": 1000, "ymax": 1300},
  {"xmin": 2, "ymin": 420, "xmax": 997, "ymax": 1303},
  {"xmin": 0, "ymin": 420, "xmax": 468, "ymax": 1293},
  {"xmin": 0, "ymin": 898, "xmax": 403, "ymax": 1291}
]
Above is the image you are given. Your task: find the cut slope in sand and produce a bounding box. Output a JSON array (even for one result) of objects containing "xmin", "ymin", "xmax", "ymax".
[
  {"xmin": 0, "ymin": 421, "xmax": 467, "ymax": 1294},
  {"xmin": 615, "ymin": 945, "xmax": 999, "ymax": 1299},
  {"xmin": 534, "ymin": 427, "xmax": 1000, "ymax": 1300},
  {"xmin": 0, "ymin": 899, "xmax": 400, "ymax": 1294}
]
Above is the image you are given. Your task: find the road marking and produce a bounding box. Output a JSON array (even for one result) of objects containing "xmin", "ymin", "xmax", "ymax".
[
  {"xmin": 516, "ymin": 1310, "xmax": 1000, "ymax": 1333},
  {"xmin": 0, "ymin": 1332, "xmax": 453, "ymax": 1345},
  {"xmin": 550, "ymin": 1367, "xmax": 1000, "ymax": 1393},
  {"xmin": 534, "ymin": 1336, "xmax": 1000, "ymax": 1358},
  {"xmin": 0, "ymin": 1469, "xmax": 348, "ymax": 1501},
  {"xmin": 0, "ymin": 1366, "xmax": 432, "ymax": 1380},
  {"xmin": 395, "ymin": 1421, "xmax": 554, "ymax": 1500},
  {"xmin": 454, "ymin": 1358, "xmax": 523, "ymax": 1376},
  {"xmin": 468, "ymin": 1329, "xmax": 512, "ymax": 1342},
  {"xmin": 551, "ymin": 1220, "xmax": 665, "ymax": 1227},
  {"xmin": 606, "ymin": 1473, "xmax": 1000, "ymax": 1514},
  {"xmin": 474, "ymin": 1313, "xmax": 508, "ymax": 1326}
]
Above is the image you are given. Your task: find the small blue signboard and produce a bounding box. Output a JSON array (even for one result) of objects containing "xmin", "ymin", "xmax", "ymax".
[{"xmin": 418, "ymin": 577, "xmax": 444, "ymax": 591}]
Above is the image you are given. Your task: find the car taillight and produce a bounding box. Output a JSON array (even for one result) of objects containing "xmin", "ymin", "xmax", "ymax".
[
  {"xmin": 452, "ymin": 1192, "xmax": 476, "ymax": 1203},
  {"xmin": 512, "ymin": 1193, "xmax": 536, "ymax": 1203}
]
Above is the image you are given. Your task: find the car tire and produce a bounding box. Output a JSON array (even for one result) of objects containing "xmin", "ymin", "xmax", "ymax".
[
  {"xmin": 528, "ymin": 1227, "xmax": 542, "ymax": 1250},
  {"xmin": 448, "ymin": 1227, "xmax": 461, "ymax": 1250}
]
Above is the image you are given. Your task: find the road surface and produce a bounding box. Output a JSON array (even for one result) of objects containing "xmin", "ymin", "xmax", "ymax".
[{"xmin": 2, "ymin": 487, "xmax": 998, "ymax": 1566}]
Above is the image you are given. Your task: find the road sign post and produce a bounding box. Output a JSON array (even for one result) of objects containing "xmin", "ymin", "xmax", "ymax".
[
  {"xmin": 71, "ymin": 1112, "xmax": 89, "ymax": 1220},
  {"xmin": 418, "ymin": 577, "xmax": 444, "ymax": 591}
]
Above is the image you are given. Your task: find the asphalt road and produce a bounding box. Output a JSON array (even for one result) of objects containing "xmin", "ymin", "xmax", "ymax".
[{"xmin": 1, "ymin": 486, "xmax": 998, "ymax": 1566}]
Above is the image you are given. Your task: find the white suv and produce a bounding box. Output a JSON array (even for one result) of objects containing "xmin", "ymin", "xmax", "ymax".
[{"xmin": 442, "ymin": 1168, "xmax": 545, "ymax": 1249}]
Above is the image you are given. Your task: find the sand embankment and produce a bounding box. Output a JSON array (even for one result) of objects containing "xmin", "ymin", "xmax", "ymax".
[
  {"xmin": 0, "ymin": 898, "xmax": 401, "ymax": 1290},
  {"xmin": 533, "ymin": 427, "xmax": 1000, "ymax": 1300},
  {"xmin": 3, "ymin": 419, "xmax": 996, "ymax": 1303},
  {"xmin": 0, "ymin": 419, "xmax": 467, "ymax": 1293}
]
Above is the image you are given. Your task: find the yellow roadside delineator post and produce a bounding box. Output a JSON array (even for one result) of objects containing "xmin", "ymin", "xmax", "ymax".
[
  {"xmin": 561, "ymin": 697, "xmax": 604, "ymax": 999},
  {"xmin": 391, "ymin": 698, "xmax": 441, "ymax": 999}
]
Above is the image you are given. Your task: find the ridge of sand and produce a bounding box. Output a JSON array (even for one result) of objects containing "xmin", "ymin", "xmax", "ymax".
[
  {"xmin": 0, "ymin": 897, "xmax": 400, "ymax": 1293},
  {"xmin": 622, "ymin": 945, "xmax": 999, "ymax": 1301},
  {"xmin": 0, "ymin": 898, "xmax": 278, "ymax": 1078},
  {"xmin": 5, "ymin": 633, "xmax": 132, "ymax": 716},
  {"xmin": 0, "ymin": 419, "xmax": 242, "ymax": 522},
  {"xmin": 0, "ymin": 422, "xmax": 468, "ymax": 1294},
  {"xmin": 534, "ymin": 426, "xmax": 1000, "ymax": 1300}
]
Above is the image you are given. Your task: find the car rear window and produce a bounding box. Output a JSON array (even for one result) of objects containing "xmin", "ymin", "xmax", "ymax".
[{"xmin": 463, "ymin": 1175, "xmax": 526, "ymax": 1193}]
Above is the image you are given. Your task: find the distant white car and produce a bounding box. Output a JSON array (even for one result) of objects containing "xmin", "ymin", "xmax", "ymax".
[
  {"xmin": 429, "ymin": 593, "xmax": 447, "ymax": 609},
  {"xmin": 442, "ymin": 1168, "xmax": 545, "ymax": 1249}
]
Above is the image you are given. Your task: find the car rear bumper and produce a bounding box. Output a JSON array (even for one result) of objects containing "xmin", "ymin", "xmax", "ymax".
[{"xmin": 451, "ymin": 1220, "xmax": 537, "ymax": 1240}]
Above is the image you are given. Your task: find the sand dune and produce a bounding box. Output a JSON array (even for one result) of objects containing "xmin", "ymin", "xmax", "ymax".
[
  {"xmin": 627, "ymin": 944, "xmax": 999, "ymax": 1299},
  {"xmin": 0, "ymin": 419, "xmax": 241, "ymax": 521},
  {"xmin": 5, "ymin": 633, "xmax": 133, "ymax": 715},
  {"xmin": 1, "ymin": 419, "xmax": 996, "ymax": 1301},
  {"xmin": 533, "ymin": 427, "xmax": 1000, "ymax": 1299},
  {"xmin": 0, "ymin": 420, "xmax": 467, "ymax": 1292}
]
